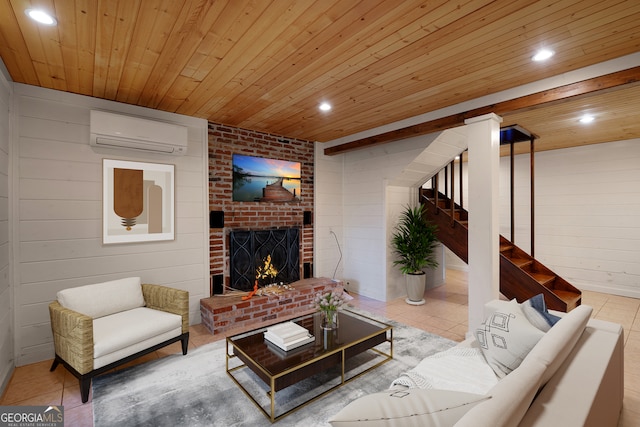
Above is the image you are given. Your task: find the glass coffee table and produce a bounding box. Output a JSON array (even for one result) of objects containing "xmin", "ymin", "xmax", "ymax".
[{"xmin": 226, "ymin": 310, "xmax": 393, "ymax": 422}]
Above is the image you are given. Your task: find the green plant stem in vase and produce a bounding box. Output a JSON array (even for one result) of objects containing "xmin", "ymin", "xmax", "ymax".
[{"xmin": 321, "ymin": 309, "xmax": 338, "ymax": 330}]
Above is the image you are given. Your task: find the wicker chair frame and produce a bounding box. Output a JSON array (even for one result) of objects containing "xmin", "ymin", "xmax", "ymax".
[{"xmin": 49, "ymin": 283, "xmax": 189, "ymax": 403}]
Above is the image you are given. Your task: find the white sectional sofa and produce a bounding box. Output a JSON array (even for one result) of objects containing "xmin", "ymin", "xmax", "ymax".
[
  {"xmin": 49, "ymin": 277, "xmax": 189, "ymax": 403},
  {"xmin": 329, "ymin": 297, "xmax": 624, "ymax": 427}
]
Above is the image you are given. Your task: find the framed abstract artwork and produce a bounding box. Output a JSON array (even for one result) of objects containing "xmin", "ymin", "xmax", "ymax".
[{"xmin": 102, "ymin": 159, "xmax": 175, "ymax": 244}]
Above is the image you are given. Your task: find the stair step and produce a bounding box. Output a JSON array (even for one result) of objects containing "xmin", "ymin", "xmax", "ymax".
[
  {"xmin": 529, "ymin": 272, "xmax": 556, "ymax": 287},
  {"xmin": 500, "ymin": 243, "xmax": 514, "ymax": 252},
  {"xmin": 421, "ymin": 192, "xmax": 582, "ymax": 313},
  {"xmin": 507, "ymin": 257, "xmax": 532, "ymax": 268},
  {"xmin": 554, "ymin": 290, "xmax": 582, "ymax": 311}
]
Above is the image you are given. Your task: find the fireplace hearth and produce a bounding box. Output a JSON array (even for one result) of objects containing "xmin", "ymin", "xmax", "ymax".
[{"xmin": 229, "ymin": 227, "xmax": 300, "ymax": 292}]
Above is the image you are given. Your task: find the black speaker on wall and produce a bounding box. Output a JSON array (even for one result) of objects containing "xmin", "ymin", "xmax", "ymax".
[
  {"xmin": 211, "ymin": 274, "xmax": 224, "ymax": 295},
  {"xmin": 303, "ymin": 262, "xmax": 312, "ymax": 279},
  {"xmin": 303, "ymin": 211, "xmax": 312, "ymax": 225},
  {"xmin": 210, "ymin": 211, "xmax": 224, "ymax": 228}
]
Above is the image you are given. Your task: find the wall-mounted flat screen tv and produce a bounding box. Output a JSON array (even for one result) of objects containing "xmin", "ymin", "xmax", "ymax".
[{"xmin": 232, "ymin": 154, "xmax": 301, "ymax": 202}]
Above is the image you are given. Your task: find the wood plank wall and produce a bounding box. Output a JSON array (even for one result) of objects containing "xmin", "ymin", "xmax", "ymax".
[
  {"xmin": 12, "ymin": 84, "xmax": 209, "ymax": 366},
  {"xmin": 0, "ymin": 65, "xmax": 12, "ymax": 392}
]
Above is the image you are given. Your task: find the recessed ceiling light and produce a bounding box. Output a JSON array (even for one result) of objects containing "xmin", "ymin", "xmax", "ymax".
[
  {"xmin": 579, "ymin": 114, "xmax": 595, "ymax": 124},
  {"xmin": 25, "ymin": 9, "xmax": 57, "ymax": 26},
  {"xmin": 532, "ymin": 49, "xmax": 554, "ymax": 62},
  {"xmin": 319, "ymin": 102, "xmax": 332, "ymax": 112}
]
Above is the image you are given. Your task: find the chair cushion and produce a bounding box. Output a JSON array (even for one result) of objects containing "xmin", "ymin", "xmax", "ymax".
[
  {"xmin": 93, "ymin": 307, "xmax": 182, "ymax": 359},
  {"xmin": 475, "ymin": 299, "xmax": 544, "ymax": 378},
  {"xmin": 57, "ymin": 277, "xmax": 145, "ymax": 318},
  {"xmin": 328, "ymin": 388, "xmax": 488, "ymax": 427}
]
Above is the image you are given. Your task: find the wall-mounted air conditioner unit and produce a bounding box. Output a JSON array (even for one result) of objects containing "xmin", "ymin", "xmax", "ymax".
[{"xmin": 90, "ymin": 110, "xmax": 188, "ymax": 155}]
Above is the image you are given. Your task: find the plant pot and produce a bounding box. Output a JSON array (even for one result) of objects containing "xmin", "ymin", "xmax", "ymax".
[{"xmin": 405, "ymin": 272, "xmax": 426, "ymax": 305}]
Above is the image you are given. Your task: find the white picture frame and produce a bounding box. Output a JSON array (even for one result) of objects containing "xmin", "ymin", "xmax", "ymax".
[{"xmin": 102, "ymin": 159, "xmax": 175, "ymax": 244}]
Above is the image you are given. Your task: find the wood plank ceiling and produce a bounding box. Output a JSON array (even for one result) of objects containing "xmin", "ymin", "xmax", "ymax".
[{"xmin": 1, "ymin": 0, "xmax": 640, "ymax": 153}]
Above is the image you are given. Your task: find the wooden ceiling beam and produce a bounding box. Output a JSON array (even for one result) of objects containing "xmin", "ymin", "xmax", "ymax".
[{"xmin": 324, "ymin": 66, "xmax": 640, "ymax": 156}]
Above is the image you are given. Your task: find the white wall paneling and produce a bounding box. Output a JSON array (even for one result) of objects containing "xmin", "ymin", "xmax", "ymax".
[
  {"xmin": 0, "ymin": 60, "xmax": 13, "ymax": 395},
  {"xmin": 313, "ymin": 142, "xmax": 345, "ymax": 284},
  {"xmin": 341, "ymin": 133, "xmax": 440, "ymax": 301},
  {"xmin": 316, "ymin": 128, "xmax": 466, "ymax": 302},
  {"xmin": 12, "ymin": 84, "xmax": 209, "ymax": 366},
  {"xmin": 504, "ymin": 139, "xmax": 640, "ymax": 298}
]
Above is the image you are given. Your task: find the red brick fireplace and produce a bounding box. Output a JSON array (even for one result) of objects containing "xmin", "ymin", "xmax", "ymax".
[
  {"xmin": 200, "ymin": 277, "xmax": 340, "ymax": 335},
  {"xmin": 203, "ymin": 122, "xmax": 319, "ymax": 333},
  {"xmin": 207, "ymin": 122, "xmax": 315, "ymax": 294}
]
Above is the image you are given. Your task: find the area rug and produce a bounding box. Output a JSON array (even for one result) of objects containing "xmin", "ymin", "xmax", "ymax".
[{"xmin": 92, "ymin": 309, "xmax": 456, "ymax": 426}]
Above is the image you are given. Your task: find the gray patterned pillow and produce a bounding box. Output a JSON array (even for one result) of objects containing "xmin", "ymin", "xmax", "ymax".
[{"xmin": 475, "ymin": 300, "xmax": 545, "ymax": 378}]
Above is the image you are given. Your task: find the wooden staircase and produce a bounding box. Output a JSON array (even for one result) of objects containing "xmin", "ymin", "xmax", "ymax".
[{"xmin": 420, "ymin": 188, "xmax": 581, "ymax": 312}]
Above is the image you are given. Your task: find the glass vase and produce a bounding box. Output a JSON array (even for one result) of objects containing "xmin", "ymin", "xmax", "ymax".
[{"xmin": 321, "ymin": 310, "xmax": 339, "ymax": 330}]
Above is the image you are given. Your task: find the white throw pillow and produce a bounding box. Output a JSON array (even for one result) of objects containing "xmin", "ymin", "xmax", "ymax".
[
  {"xmin": 57, "ymin": 277, "xmax": 145, "ymax": 319},
  {"xmin": 475, "ymin": 299, "xmax": 545, "ymax": 378},
  {"xmin": 328, "ymin": 388, "xmax": 488, "ymax": 427}
]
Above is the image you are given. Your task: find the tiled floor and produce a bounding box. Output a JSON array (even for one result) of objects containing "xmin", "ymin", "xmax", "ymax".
[{"xmin": 1, "ymin": 269, "xmax": 639, "ymax": 426}]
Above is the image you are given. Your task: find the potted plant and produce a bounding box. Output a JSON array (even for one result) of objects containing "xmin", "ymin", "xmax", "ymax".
[{"xmin": 391, "ymin": 204, "xmax": 439, "ymax": 305}]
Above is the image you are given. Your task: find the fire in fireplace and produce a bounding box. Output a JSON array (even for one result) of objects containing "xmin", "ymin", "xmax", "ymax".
[{"xmin": 229, "ymin": 227, "xmax": 300, "ymax": 291}]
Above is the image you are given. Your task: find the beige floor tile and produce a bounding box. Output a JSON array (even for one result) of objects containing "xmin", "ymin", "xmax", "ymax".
[
  {"xmin": 594, "ymin": 311, "xmax": 635, "ymax": 332},
  {"xmin": 7, "ymin": 360, "xmax": 63, "ymax": 386},
  {"xmin": 1, "ymin": 376, "xmax": 63, "ymax": 405},
  {"xmin": 64, "ymin": 402, "xmax": 94, "ymax": 427},
  {"xmin": 190, "ymin": 331, "xmax": 221, "ymax": 347},
  {"xmin": 1, "ymin": 389, "xmax": 63, "ymax": 407},
  {"xmin": 61, "ymin": 382, "xmax": 89, "ymax": 408},
  {"xmin": 449, "ymin": 323, "xmax": 470, "ymax": 338},
  {"xmin": 597, "ymin": 306, "xmax": 638, "ymax": 319},
  {"xmin": 619, "ymin": 388, "xmax": 640, "ymax": 426},
  {"xmin": 605, "ymin": 295, "xmax": 640, "ymax": 308},
  {"xmin": 625, "ymin": 330, "xmax": 640, "ymax": 348},
  {"xmin": 439, "ymin": 330, "xmax": 466, "ymax": 342},
  {"xmin": 414, "ymin": 314, "xmax": 459, "ymax": 331}
]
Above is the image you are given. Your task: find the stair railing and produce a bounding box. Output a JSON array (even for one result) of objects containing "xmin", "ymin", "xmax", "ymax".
[
  {"xmin": 504, "ymin": 133, "xmax": 536, "ymax": 257},
  {"xmin": 428, "ymin": 151, "xmax": 466, "ymax": 226},
  {"xmin": 425, "ymin": 136, "xmax": 536, "ymax": 256}
]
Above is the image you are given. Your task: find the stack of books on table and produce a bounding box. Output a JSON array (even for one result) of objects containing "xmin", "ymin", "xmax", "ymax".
[{"xmin": 264, "ymin": 321, "xmax": 314, "ymax": 351}]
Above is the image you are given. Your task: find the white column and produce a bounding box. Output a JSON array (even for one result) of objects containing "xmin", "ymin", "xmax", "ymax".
[{"xmin": 465, "ymin": 113, "xmax": 502, "ymax": 334}]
